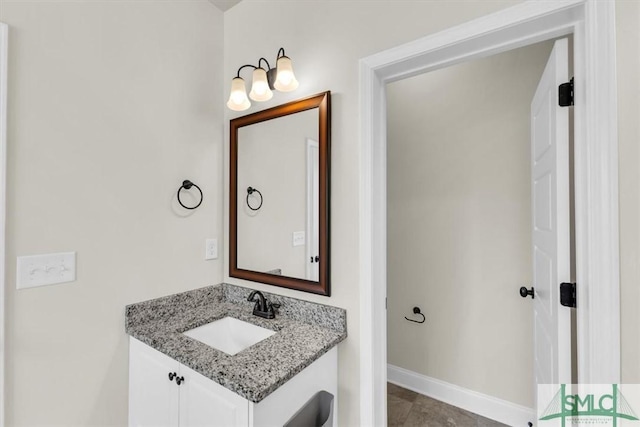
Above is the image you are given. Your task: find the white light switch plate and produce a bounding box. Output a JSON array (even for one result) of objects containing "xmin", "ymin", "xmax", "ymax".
[
  {"xmin": 205, "ymin": 238, "xmax": 218, "ymax": 260},
  {"xmin": 17, "ymin": 252, "xmax": 76, "ymax": 289},
  {"xmin": 292, "ymin": 231, "xmax": 305, "ymax": 247}
]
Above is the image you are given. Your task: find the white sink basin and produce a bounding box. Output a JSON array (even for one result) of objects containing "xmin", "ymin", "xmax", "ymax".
[{"xmin": 183, "ymin": 317, "xmax": 275, "ymax": 355}]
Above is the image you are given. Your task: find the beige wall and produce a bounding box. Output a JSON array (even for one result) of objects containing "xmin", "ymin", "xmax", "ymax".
[
  {"xmin": 386, "ymin": 41, "xmax": 553, "ymax": 408},
  {"xmin": 616, "ymin": 0, "xmax": 640, "ymax": 385},
  {"xmin": 1, "ymin": 1, "xmax": 224, "ymax": 425},
  {"xmin": 237, "ymin": 109, "xmax": 317, "ymax": 279}
]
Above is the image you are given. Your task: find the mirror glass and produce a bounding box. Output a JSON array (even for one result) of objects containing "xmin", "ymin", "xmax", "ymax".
[
  {"xmin": 237, "ymin": 109, "xmax": 318, "ymax": 280},
  {"xmin": 230, "ymin": 92, "xmax": 330, "ymax": 296}
]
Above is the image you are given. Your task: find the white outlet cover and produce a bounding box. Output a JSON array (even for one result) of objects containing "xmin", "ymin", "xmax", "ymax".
[
  {"xmin": 17, "ymin": 252, "xmax": 76, "ymax": 289},
  {"xmin": 292, "ymin": 231, "xmax": 305, "ymax": 247},
  {"xmin": 205, "ymin": 238, "xmax": 218, "ymax": 260}
]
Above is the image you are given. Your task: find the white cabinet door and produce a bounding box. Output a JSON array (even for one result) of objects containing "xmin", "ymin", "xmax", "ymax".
[
  {"xmin": 178, "ymin": 363, "xmax": 249, "ymax": 427},
  {"xmin": 129, "ymin": 337, "xmax": 180, "ymax": 427}
]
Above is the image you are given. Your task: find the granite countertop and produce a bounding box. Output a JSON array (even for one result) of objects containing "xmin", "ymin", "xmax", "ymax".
[{"xmin": 125, "ymin": 283, "xmax": 347, "ymax": 403}]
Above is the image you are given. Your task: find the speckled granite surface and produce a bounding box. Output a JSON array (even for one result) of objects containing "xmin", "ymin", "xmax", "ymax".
[{"xmin": 125, "ymin": 283, "xmax": 346, "ymax": 403}]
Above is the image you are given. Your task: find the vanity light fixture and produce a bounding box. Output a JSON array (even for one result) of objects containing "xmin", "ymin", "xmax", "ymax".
[{"xmin": 226, "ymin": 48, "xmax": 299, "ymax": 111}]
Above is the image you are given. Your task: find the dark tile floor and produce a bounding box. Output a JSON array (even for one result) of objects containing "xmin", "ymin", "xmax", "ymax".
[{"xmin": 387, "ymin": 383, "xmax": 509, "ymax": 427}]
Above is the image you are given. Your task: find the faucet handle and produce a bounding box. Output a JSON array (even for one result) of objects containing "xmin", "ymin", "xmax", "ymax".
[{"xmin": 268, "ymin": 302, "xmax": 280, "ymax": 315}]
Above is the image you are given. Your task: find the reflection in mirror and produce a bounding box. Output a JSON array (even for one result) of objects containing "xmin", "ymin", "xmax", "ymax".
[
  {"xmin": 230, "ymin": 92, "xmax": 330, "ymax": 296},
  {"xmin": 236, "ymin": 109, "xmax": 319, "ymax": 281}
]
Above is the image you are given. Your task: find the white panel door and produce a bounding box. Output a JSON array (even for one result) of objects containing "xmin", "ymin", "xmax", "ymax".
[
  {"xmin": 530, "ymin": 38, "xmax": 572, "ymax": 393},
  {"xmin": 306, "ymin": 138, "xmax": 320, "ymax": 281},
  {"xmin": 129, "ymin": 338, "xmax": 180, "ymax": 427},
  {"xmin": 178, "ymin": 363, "xmax": 249, "ymax": 427}
]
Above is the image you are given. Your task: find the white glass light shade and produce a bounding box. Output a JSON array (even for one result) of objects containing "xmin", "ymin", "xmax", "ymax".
[
  {"xmin": 226, "ymin": 77, "xmax": 251, "ymax": 111},
  {"xmin": 274, "ymin": 56, "xmax": 299, "ymax": 92},
  {"xmin": 249, "ymin": 68, "xmax": 273, "ymax": 102}
]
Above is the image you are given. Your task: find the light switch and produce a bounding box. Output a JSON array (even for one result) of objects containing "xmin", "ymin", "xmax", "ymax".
[
  {"xmin": 292, "ymin": 231, "xmax": 305, "ymax": 247},
  {"xmin": 205, "ymin": 238, "xmax": 218, "ymax": 260},
  {"xmin": 17, "ymin": 252, "xmax": 76, "ymax": 289}
]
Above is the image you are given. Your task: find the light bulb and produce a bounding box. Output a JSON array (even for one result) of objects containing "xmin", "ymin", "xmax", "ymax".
[
  {"xmin": 226, "ymin": 77, "xmax": 251, "ymax": 111},
  {"xmin": 274, "ymin": 56, "xmax": 299, "ymax": 92},
  {"xmin": 249, "ymin": 68, "xmax": 273, "ymax": 102}
]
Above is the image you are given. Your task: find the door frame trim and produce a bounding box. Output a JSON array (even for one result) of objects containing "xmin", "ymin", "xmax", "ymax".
[
  {"xmin": 0, "ymin": 22, "xmax": 7, "ymax": 427},
  {"xmin": 358, "ymin": 1, "xmax": 619, "ymax": 424}
]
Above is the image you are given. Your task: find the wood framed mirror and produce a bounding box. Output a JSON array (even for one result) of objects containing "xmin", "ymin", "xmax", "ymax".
[{"xmin": 230, "ymin": 91, "xmax": 331, "ymax": 296}]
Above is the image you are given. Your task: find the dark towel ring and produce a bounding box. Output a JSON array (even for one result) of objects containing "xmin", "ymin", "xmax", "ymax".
[
  {"xmin": 405, "ymin": 307, "xmax": 426, "ymax": 324},
  {"xmin": 247, "ymin": 187, "xmax": 263, "ymax": 211},
  {"xmin": 177, "ymin": 180, "xmax": 203, "ymax": 210}
]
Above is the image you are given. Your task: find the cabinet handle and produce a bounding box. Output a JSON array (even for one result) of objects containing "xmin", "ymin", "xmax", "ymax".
[
  {"xmin": 175, "ymin": 376, "xmax": 185, "ymax": 385},
  {"xmin": 168, "ymin": 372, "xmax": 177, "ymax": 381}
]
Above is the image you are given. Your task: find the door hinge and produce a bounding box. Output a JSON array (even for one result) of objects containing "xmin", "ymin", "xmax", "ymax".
[
  {"xmin": 385, "ymin": 297, "xmax": 387, "ymax": 310},
  {"xmin": 560, "ymin": 282, "xmax": 576, "ymax": 308},
  {"xmin": 559, "ymin": 77, "xmax": 574, "ymax": 107}
]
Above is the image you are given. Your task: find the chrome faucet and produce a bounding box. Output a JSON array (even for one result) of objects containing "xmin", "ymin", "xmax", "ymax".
[{"xmin": 247, "ymin": 291, "xmax": 280, "ymax": 319}]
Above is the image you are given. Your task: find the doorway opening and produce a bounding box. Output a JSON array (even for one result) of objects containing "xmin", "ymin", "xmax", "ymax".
[
  {"xmin": 359, "ymin": 2, "xmax": 620, "ymax": 426},
  {"xmin": 385, "ymin": 39, "xmax": 574, "ymax": 426}
]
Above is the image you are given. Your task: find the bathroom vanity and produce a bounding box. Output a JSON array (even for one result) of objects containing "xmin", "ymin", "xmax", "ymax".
[
  {"xmin": 126, "ymin": 92, "xmax": 338, "ymax": 426},
  {"xmin": 125, "ymin": 283, "xmax": 346, "ymax": 427}
]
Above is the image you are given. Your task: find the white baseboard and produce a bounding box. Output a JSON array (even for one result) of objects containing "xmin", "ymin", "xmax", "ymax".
[{"xmin": 387, "ymin": 364, "xmax": 535, "ymax": 427}]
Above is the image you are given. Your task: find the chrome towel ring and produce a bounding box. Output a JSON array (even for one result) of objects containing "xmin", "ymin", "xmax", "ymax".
[{"xmin": 177, "ymin": 180, "xmax": 203, "ymax": 210}]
